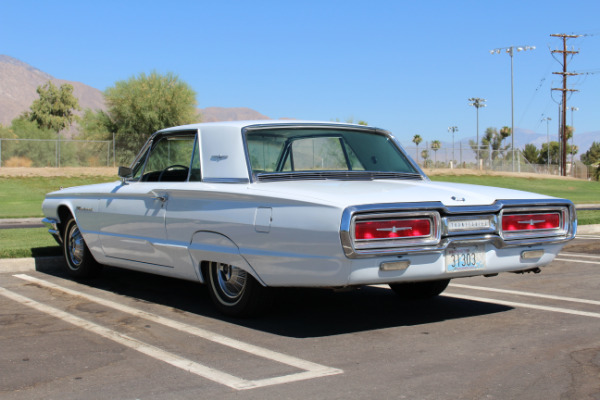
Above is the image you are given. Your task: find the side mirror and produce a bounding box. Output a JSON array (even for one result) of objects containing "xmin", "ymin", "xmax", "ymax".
[{"xmin": 118, "ymin": 166, "xmax": 133, "ymax": 184}]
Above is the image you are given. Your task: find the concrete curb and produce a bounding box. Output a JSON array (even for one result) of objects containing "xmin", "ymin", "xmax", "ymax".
[{"xmin": 575, "ymin": 224, "xmax": 600, "ymax": 235}]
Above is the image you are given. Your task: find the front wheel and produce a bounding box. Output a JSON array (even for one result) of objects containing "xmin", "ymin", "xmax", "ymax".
[
  {"xmin": 62, "ymin": 217, "xmax": 102, "ymax": 278},
  {"xmin": 389, "ymin": 279, "xmax": 450, "ymax": 300},
  {"xmin": 206, "ymin": 262, "xmax": 270, "ymax": 317}
]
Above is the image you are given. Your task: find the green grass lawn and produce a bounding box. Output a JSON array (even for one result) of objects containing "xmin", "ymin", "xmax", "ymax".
[
  {"xmin": 0, "ymin": 227, "xmax": 61, "ymax": 259},
  {"xmin": 430, "ymin": 175, "xmax": 600, "ymax": 204},
  {"xmin": 0, "ymin": 175, "xmax": 115, "ymax": 218}
]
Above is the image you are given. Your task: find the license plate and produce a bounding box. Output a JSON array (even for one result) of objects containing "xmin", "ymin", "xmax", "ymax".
[{"xmin": 445, "ymin": 245, "xmax": 485, "ymax": 272}]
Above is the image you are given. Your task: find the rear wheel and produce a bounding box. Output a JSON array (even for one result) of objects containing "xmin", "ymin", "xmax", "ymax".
[
  {"xmin": 389, "ymin": 279, "xmax": 450, "ymax": 300},
  {"xmin": 206, "ymin": 262, "xmax": 270, "ymax": 317},
  {"xmin": 62, "ymin": 217, "xmax": 102, "ymax": 278}
]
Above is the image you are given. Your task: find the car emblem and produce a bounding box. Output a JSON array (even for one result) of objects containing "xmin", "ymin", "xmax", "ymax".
[
  {"xmin": 376, "ymin": 226, "xmax": 412, "ymax": 233},
  {"xmin": 518, "ymin": 219, "xmax": 545, "ymax": 226},
  {"xmin": 451, "ymin": 196, "xmax": 466, "ymax": 202}
]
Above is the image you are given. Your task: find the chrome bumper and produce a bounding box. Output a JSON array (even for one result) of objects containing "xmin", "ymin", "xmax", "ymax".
[{"xmin": 42, "ymin": 218, "xmax": 62, "ymax": 245}]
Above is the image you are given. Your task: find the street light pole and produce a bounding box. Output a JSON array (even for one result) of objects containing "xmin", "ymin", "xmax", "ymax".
[
  {"xmin": 542, "ymin": 116, "xmax": 552, "ymax": 173},
  {"xmin": 468, "ymin": 98, "xmax": 486, "ymax": 167},
  {"xmin": 490, "ymin": 45, "xmax": 535, "ymax": 172},
  {"xmin": 448, "ymin": 126, "xmax": 458, "ymax": 167},
  {"xmin": 570, "ymin": 106, "xmax": 578, "ymax": 168}
]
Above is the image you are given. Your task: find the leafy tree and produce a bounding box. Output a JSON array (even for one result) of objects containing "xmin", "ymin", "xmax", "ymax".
[
  {"xmin": 537, "ymin": 141, "xmax": 576, "ymax": 165},
  {"xmin": 412, "ymin": 134, "xmax": 422, "ymax": 163},
  {"xmin": 24, "ymin": 81, "xmax": 80, "ymax": 132},
  {"xmin": 469, "ymin": 126, "xmax": 511, "ymax": 164},
  {"xmin": 581, "ymin": 141, "xmax": 600, "ymax": 165},
  {"xmin": 4, "ymin": 118, "xmax": 57, "ymax": 166},
  {"xmin": 101, "ymin": 71, "xmax": 199, "ymax": 163},
  {"xmin": 79, "ymin": 109, "xmax": 115, "ymax": 140},
  {"xmin": 522, "ymin": 143, "xmax": 539, "ymax": 164}
]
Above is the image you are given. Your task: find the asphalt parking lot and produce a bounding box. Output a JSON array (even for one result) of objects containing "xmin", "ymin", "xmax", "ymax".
[{"xmin": 1, "ymin": 236, "xmax": 599, "ymax": 400}]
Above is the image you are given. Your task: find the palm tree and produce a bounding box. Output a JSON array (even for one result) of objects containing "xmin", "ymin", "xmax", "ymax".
[
  {"xmin": 412, "ymin": 134, "xmax": 423, "ymax": 164},
  {"xmin": 431, "ymin": 140, "xmax": 441, "ymax": 166}
]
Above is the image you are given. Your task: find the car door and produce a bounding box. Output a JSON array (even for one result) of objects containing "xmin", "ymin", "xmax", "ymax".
[{"xmin": 97, "ymin": 132, "xmax": 198, "ymax": 270}]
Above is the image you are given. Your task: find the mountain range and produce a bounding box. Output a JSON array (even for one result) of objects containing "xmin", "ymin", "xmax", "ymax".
[{"xmin": 0, "ymin": 55, "xmax": 270, "ymax": 128}]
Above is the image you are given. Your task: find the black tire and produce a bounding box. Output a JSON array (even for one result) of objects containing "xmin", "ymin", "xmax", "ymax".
[
  {"xmin": 389, "ymin": 279, "xmax": 450, "ymax": 300},
  {"xmin": 206, "ymin": 261, "xmax": 270, "ymax": 317},
  {"xmin": 62, "ymin": 217, "xmax": 102, "ymax": 278}
]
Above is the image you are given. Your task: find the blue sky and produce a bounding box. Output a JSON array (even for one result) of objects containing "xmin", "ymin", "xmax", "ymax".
[{"xmin": 2, "ymin": 0, "xmax": 600, "ymax": 147}]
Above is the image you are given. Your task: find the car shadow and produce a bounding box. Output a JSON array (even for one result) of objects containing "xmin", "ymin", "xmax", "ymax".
[{"xmin": 39, "ymin": 265, "xmax": 512, "ymax": 339}]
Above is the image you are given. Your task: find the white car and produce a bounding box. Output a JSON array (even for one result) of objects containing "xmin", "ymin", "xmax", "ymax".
[{"xmin": 42, "ymin": 121, "xmax": 577, "ymax": 316}]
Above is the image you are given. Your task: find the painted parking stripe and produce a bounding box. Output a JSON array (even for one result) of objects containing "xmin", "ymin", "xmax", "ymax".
[
  {"xmin": 10, "ymin": 274, "xmax": 342, "ymax": 390},
  {"xmin": 449, "ymin": 283, "xmax": 600, "ymax": 306},
  {"xmin": 443, "ymin": 292, "xmax": 600, "ymax": 319},
  {"xmin": 559, "ymin": 252, "xmax": 600, "ymax": 259},
  {"xmin": 555, "ymin": 257, "xmax": 600, "ymax": 265},
  {"xmin": 0, "ymin": 286, "xmax": 252, "ymax": 389},
  {"xmin": 372, "ymin": 284, "xmax": 600, "ymax": 319}
]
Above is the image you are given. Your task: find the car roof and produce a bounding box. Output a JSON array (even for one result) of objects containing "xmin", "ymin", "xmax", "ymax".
[{"xmin": 157, "ymin": 120, "xmax": 385, "ymax": 134}]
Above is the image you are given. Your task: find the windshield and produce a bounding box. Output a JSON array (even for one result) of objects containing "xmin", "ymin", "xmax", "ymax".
[{"xmin": 245, "ymin": 128, "xmax": 419, "ymax": 177}]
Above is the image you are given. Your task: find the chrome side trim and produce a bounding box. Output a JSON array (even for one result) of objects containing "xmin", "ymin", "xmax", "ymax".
[{"xmin": 202, "ymin": 178, "xmax": 250, "ymax": 184}]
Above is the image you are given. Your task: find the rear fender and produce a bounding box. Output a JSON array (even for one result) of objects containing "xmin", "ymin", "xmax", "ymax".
[{"xmin": 188, "ymin": 231, "xmax": 264, "ymax": 285}]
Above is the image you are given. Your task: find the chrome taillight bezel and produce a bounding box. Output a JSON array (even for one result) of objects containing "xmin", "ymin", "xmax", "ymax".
[
  {"xmin": 346, "ymin": 210, "xmax": 441, "ymax": 254},
  {"xmin": 499, "ymin": 206, "xmax": 569, "ymax": 240}
]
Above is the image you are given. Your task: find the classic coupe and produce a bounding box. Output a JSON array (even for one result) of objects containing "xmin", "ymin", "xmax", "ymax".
[{"xmin": 42, "ymin": 121, "xmax": 577, "ymax": 316}]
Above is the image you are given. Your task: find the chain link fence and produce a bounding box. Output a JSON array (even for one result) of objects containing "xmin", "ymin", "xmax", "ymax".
[
  {"xmin": 1, "ymin": 138, "xmax": 595, "ymax": 180},
  {"xmin": 0, "ymin": 138, "xmax": 113, "ymax": 168},
  {"xmin": 405, "ymin": 144, "xmax": 595, "ymax": 180}
]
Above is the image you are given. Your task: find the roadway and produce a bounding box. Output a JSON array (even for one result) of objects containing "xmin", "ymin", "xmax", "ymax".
[{"xmin": 0, "ymin": 235, "xmax": 599, "ymax": 399}]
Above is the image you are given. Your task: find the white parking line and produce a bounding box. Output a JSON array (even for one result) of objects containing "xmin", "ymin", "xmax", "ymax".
[
  {"xmin": 575, "ymin": 235, "xmax": 600, "ymax": 240},
  {"xmin": 449, "ymin": 283, "xmax": 600, "ymax": 306},
  {"xmin": 559, "ymin": 252, "xmax": 600, "ymax": 259},
  {"xmin": 8, "ymin": 274, "xmax": 342, "ymax": 390},
  {"xmin": 443, "ymin": 292, "xmax": 600, "ymax": 319},
  {"xmin": 555, "ymin": 257, "xmax": 600, "ymax": 265},
  {"xmin": 372, "ymin": 283, "xmax": 600, "ymax": 319}
]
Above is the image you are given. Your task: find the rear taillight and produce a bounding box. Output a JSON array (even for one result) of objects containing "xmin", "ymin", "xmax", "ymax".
[
  {"xmin": 355, "ymin": 218, "xmax": 431, "ymax": 240},
  {"xmin": 502, "ymin": 213, "xmax": 561, "ymax": 232},
  {"xmin": 350, "ymin": 211, "xmax": 441, "ymax": 253}
]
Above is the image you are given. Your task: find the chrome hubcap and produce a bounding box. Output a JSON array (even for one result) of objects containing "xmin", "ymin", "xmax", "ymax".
[
  {"xmin": 216, "ymin": 263, "xmax": 247, "ymax": 300},
  {"xmin": 67, "ymin": 225, "xmax": 84, "ymax": 268}
]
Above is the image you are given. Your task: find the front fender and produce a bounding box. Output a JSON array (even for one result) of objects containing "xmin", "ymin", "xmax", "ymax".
[{"xmin": 188, "ymin": 231, "xmax": 265, "ymax": 286}]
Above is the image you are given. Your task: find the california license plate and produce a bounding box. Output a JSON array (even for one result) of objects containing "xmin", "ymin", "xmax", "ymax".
[{"xmin": 445, "ymin": 245, "xmax": 485, "ymax": 272}]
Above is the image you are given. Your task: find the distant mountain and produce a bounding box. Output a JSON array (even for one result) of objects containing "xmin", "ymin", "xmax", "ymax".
[
  {"xmin": 0, "ymin": 55, "xmax": 106, "ymax": 126},
  {"xmin": 0, "ymin": 55, "xmax": 272, "ymax": 129}
]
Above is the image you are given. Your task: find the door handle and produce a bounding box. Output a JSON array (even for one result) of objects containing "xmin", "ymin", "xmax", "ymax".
[{"xmin": 150, "ymin": 192, "xmax": 168, "ymax": 202}]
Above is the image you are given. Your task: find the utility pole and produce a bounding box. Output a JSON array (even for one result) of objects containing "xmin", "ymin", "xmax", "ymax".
[{"xmin": 551, "ymin": 33, "xmax": 579, "ymax": 176}]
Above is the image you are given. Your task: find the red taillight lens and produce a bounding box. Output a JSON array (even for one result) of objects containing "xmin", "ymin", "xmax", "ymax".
[
  {"xmin": 355, "ymin": 218, "xmax": 431, "ymax": 240},
  {"xmin": 502, "ymin": 213, "xmax": 560, "ymax": 231}
]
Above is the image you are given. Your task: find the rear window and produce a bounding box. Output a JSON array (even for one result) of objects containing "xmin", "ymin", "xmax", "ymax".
[{"xmin": 245, "ymin": 128, "xmax": 417, "ymax": 175}]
